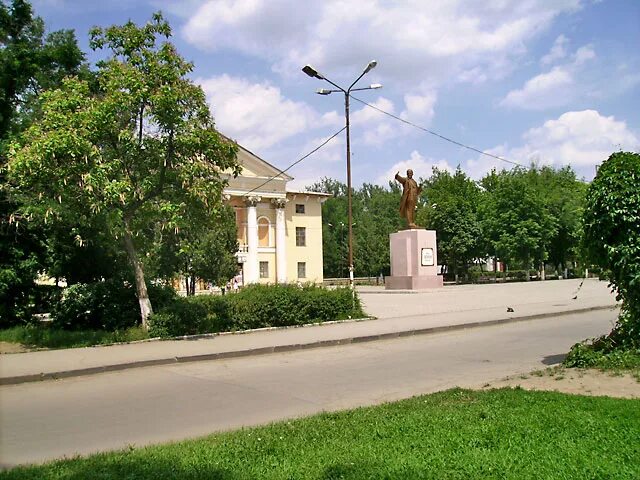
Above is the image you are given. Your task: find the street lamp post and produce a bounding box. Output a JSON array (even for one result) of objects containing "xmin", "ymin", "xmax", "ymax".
[{"xmin": 302, "ymin": 61, "xmax": 382, "ymax": 291}]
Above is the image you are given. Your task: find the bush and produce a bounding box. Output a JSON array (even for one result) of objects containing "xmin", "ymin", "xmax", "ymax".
[
  {"xmin": 51, "ymin": 280, "xmax": 177, "ymax": 331},
  {"xmin": 582, "ymin": 151, "xmax": 640, "ymax": 348},
  {"xmin": 31, "ymin": 284, "xmax": 63, "ymax": 314},
  {"xmin": 0, "ymin": 324, "xmax": 149, "ymax": 349},
  {"xmin": 148, "ymin": 284, "xmax": 364, "ymax": 338},
  {"xmin": 148, "ymin": 298, "xmax": 213, "ymax": 338}
]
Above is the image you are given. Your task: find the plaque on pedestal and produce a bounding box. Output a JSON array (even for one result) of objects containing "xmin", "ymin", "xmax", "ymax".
[{"xmin": 385, "ymin": 229, "xmax": 443, "ymax": 290}]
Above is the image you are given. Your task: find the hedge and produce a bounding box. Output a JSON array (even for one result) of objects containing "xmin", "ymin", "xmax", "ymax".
[
  {"xmin": 51, "ymin": 280, "xmax": 177, "ymax": 331},
  {"xmin": 148, "ymin": 284, "xmax": 364, "ymax": 338}
]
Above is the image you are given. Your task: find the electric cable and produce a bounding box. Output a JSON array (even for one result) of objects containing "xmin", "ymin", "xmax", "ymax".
[
  {"xmin": 350, "ymin": 95, "xmax": 526, "ymax": 168},
  {"xmin": 242, "ymin": 126, "xmax": 347, "ymax": 197}
]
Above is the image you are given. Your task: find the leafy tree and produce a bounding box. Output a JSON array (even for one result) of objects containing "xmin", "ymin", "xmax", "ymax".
[
  {"xmin": 7, "ymin": 14, "xmax": 239, "ymax": 327},
  {"xmin": 308, "ymin": 178, "xmax": 349, "ymax": 278},
  {"xmin": 582, "ymin": 151, "xmax": 640, "ymax": 347},
  {"xmin": 523, "ymin": 165, "xmax": 587, "ymax": 277},
  {"xmin": 416, "ymin": 167, "xmax": 482, "ymax": 281},
  {"xmin": 353, "ymin": 183, "xmax": 403, "ymax": 277},
  {"xmin": 148, "ymin": 205, "xmax": 239, "ymax": 295},
  {"xmin": 0, "ymin": 0, "xmax": 87, "ymax": 140},
  {"xmin": 0, "ymin": 0, "xmax": 86, "ymax": 326},
  {"xmin": 479, "ymin": 167, "xmax": 556, "ymax": 279},
  {"xmin": 309, "ymin": 178, "xmax": 403, "ymax": 278}
]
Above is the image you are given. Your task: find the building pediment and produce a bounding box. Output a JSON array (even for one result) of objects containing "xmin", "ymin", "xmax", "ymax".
[{"xmin": 223, "ymin": 141, "xmax": 291, "ymax": 196}]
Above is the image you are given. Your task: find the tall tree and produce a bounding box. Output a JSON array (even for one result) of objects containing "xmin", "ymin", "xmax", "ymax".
[
  {"xmin": 0, "ymin": 0, "xmax": 86, "ymax": 326},
  {"xmin": 148, "ymin": 205, "xmax": 239, "ymax": 295},
  {"xmin": 0, "ymin": 0, "xmax": 86, "ymax": 140},
  {"xmin": 416, "ymin": 167, "xmax": 482, "ymax": 281},
  {"xmin": 582, "ymin": 151, "xmax": 640, "ymax": 347},
  {"xmin": 527, "ymin": 166, "xmax": 587, "ymax": 277},
  {"xmin": 7, "ymin": 14, "xmax": 240, "ymax": 327},
  {"xmin": 479, "ymin": 167, "xmax": 556, "ymax": 279}
]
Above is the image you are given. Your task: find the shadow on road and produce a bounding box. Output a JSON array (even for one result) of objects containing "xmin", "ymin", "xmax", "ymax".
[{"xmin": 542, "ymin": 353, "xmax": 567, "ymax": 365}]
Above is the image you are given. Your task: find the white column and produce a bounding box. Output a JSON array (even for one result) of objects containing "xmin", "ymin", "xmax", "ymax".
[
  {"xmin": 245, "ymin": 196, "xmax": 260, "ymax": 284},
  {"xmin": 273, "ymin": 198, "xmax": 287, "ymax": 283}
]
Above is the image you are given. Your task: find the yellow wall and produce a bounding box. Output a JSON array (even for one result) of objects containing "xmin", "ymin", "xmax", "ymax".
[{"xmin": 285, "ymin": 194, "xmax": 324, "ymax": 283}]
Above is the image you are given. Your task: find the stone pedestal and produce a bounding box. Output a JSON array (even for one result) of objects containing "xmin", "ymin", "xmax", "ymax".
[{"xmin": 385, "ymin": 229, "xmax": 443, "ymax": 290}]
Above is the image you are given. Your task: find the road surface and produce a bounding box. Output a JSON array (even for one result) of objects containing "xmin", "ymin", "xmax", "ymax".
[{"xmin": 0, "ymin": 308, "xmax": 617, "ymax": 468}]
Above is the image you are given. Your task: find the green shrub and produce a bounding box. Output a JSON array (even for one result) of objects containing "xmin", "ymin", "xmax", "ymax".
[
  {"xmin": 51, "ymin": 280, "xmax": 139, "ymax": 331},
  {"xmin": 148, "ymin": 297, "xmax": 212, "ymax": 338},
  {"xmin": 31, "ymin": 284, "xmax": 63, "ymax": 314},
  {"xmin": 227, "ymin": 284, "xmax": 303, "ymax": 330},
  {"xmin": 148, "ymin": 284, "xmax": 364, "ymax": 338},
  {"xmin": 0, "ymin": 324, "xmax": 149, "ymax": 349},
  {"xmin": 582, "ymin": 151, "xmax": 640, "ymax": 348},
  {"xmin": 51, "ymin": 280, "xmax": 177, "ymax": 331}
]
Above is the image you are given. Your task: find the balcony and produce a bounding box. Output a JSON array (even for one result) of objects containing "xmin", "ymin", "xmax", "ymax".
[{"xmin": 235, "ymin": 244, "xmax": 249, "ymax": 263}]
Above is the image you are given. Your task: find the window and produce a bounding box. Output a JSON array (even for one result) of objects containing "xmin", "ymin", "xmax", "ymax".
[
  {"xmin": 297, "ymin": 262, "xmax": 306, "ymax": 279},
  {"xmin": 259, "ymin": 261, "xmax": 269, "ymax": 278},
  {"xmin": 258, "ymin": 217, "xmax": 270, "ymax": 247},
  {"xmin": 295, "ymin": 204, "xmax": 305, "ymax": 214},
  {"xmin": 296, "ymin": 227, "xmax": 306, "ymax": 246}
]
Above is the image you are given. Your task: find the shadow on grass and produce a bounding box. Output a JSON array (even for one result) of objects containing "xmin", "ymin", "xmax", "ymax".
[{"xmin": 5, "ymin": 456, "xmax": 242, "ymax": 480}]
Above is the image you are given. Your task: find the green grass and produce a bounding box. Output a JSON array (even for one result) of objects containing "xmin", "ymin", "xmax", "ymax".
[
  {"xmin": 564, "ymin": 342, "xmax": 640, "ymax": 382},
  {"xmin": 0, "ymin": 325, "xmax": 149, "ymax": 350},
  {"xmin": 2, "ymin": 388, "xmax": 639, "ymax": 479}
]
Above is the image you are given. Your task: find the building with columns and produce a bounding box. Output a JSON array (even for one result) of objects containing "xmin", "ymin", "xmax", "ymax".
[{"xmin": 222, "ymin": 144, "xmax": 330, "ymax": 285}]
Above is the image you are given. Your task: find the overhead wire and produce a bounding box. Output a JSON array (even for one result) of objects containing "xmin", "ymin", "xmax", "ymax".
[
  {"xmin": 239, "ymin": 92, "xmax": 528, "ymax": 196},
  {"xmin": 241, "ymin": 126, "xmax": 347, "ymax": 197},
  {"xmin": 349, "ymin": 94, "xmax": 527, "ymax": 169}
]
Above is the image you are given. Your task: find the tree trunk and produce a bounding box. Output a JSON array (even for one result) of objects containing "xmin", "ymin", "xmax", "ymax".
[
  {"xmin": 123, "ymin": 221, "xmax": 153, "ymax": 328},
  {"xmin": 190, "ymin": 273, "xmax": 196, "ymax": 296}
]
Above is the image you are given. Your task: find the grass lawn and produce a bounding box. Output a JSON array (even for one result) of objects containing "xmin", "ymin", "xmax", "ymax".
[
  {"xmin": 2, "ymin": 388, "xmax": 639, "ymax": 479},
  {"xmin": 0, "ymin": 325, "xmax": 149, "ymax": 350}
]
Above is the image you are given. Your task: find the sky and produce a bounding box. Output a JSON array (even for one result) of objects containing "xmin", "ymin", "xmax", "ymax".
[{"xmin": 33, "ymin": 0, "xmax": 640, "ymax": 189}]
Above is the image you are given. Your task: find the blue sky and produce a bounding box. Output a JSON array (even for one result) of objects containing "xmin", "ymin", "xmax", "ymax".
[{"xmin": 33, "ymin": 0, "xmax": 640, "ymax": 188}]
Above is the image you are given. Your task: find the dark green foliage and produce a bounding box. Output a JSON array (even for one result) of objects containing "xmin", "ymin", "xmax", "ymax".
[
  {"xmin": 148, "ymin": 284, "xmax": 363, "ymax": 338},
  {"xmin": 0, "ymin": 0, "xmax": 87, "ymax": 327},
  {"xmin": 309, "ymin": 177, "xmax": 403, "ymax": 278},
  {"xmin": 147, "ymin": 205, "xmax": 239, "ymax": 295},
  {"xmin": 51, "ymin": 281, "xmax": 176, "ymax": 331},
  {"xmin": 2, "ymin": 388, "xmax": 639, "ymax": 479},
  {"xmin": 148, "ymin": 299, "xmax": 211, "ymax": 338},
  {"xmin": 565, "ymin": 152, "xmax": 640, "ymax": 368},
  {"xmin": 480, "ymin": 167, "xmax": 556, "ymax": 276},
  {"xmin": 582, "ymin": 152, "xmax": 640, "ymax": 346},
  {"xmin": 228, "ymin": 284, "xmax": 361, "ymax": 330},
  {"xmin": 417, "ymin": 166, "xmax": 482, "ymax": 280},
  {"xmin": 0, "ymin": 324, "xmax": 148, "ymax": 349}
]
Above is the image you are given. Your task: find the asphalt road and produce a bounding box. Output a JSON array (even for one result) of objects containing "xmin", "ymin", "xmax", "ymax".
[{"xmin": 0, "ymin": 308, "xmax": 618, "ymax": 468}]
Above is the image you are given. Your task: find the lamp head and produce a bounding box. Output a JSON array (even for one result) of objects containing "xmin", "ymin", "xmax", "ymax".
[
  {"xmin": 364, "ymin": 60, "xmax": 377, "ymax": 74},
  {"xmin": 316, "ymin": 89, "xmax": 332, "ymax": 95},
  {"xmin": 302, "ymin": 65, "xmax": 323, "ymax": 79},
  {"xmin": 369, "ymin": 83, "xmax": 383, "ymax": 89}
]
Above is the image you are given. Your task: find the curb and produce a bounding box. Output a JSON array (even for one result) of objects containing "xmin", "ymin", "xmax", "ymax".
[{"xmin": 0, "ymin": 305, "xmax": 617, "ymax": 386}]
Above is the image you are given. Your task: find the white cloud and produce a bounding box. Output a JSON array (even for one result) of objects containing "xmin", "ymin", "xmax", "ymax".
[
  {"xmin": 500, "ymin": 67, "xmax": 573, "ymax": 109},
  {"xmin": 401, "ymin": 91, "xmax": 437, "ymax": 125},
  {"xmin": 540, "ymin": 34, "xmax": 569, "ymax": 65},
  {"xmin": 182, "ymin": 0, "xmax": 582, "ymax": 89},
  {"xmin": 197, "ymin": 74, "xmax": 333, "ymax": 151},
  {"xmin": 377, "ymin": 150, "xmax": 454, "ymax": 185},
  {"xmin": 468, "ymin": 110, "xmax": 640, "ymax": 179},
  {"xmin": 500, "ymin": 42, "xmax": 597, "ymax": 110},
  {"xmin": 572, "ymin": 45, "xmax": 596, "ymax": 65}
]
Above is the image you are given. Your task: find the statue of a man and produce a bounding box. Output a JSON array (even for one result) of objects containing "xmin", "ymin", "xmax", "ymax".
[{"xmin": 395, "ymin": 169, "xmax": 422, "ymax": 229}]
